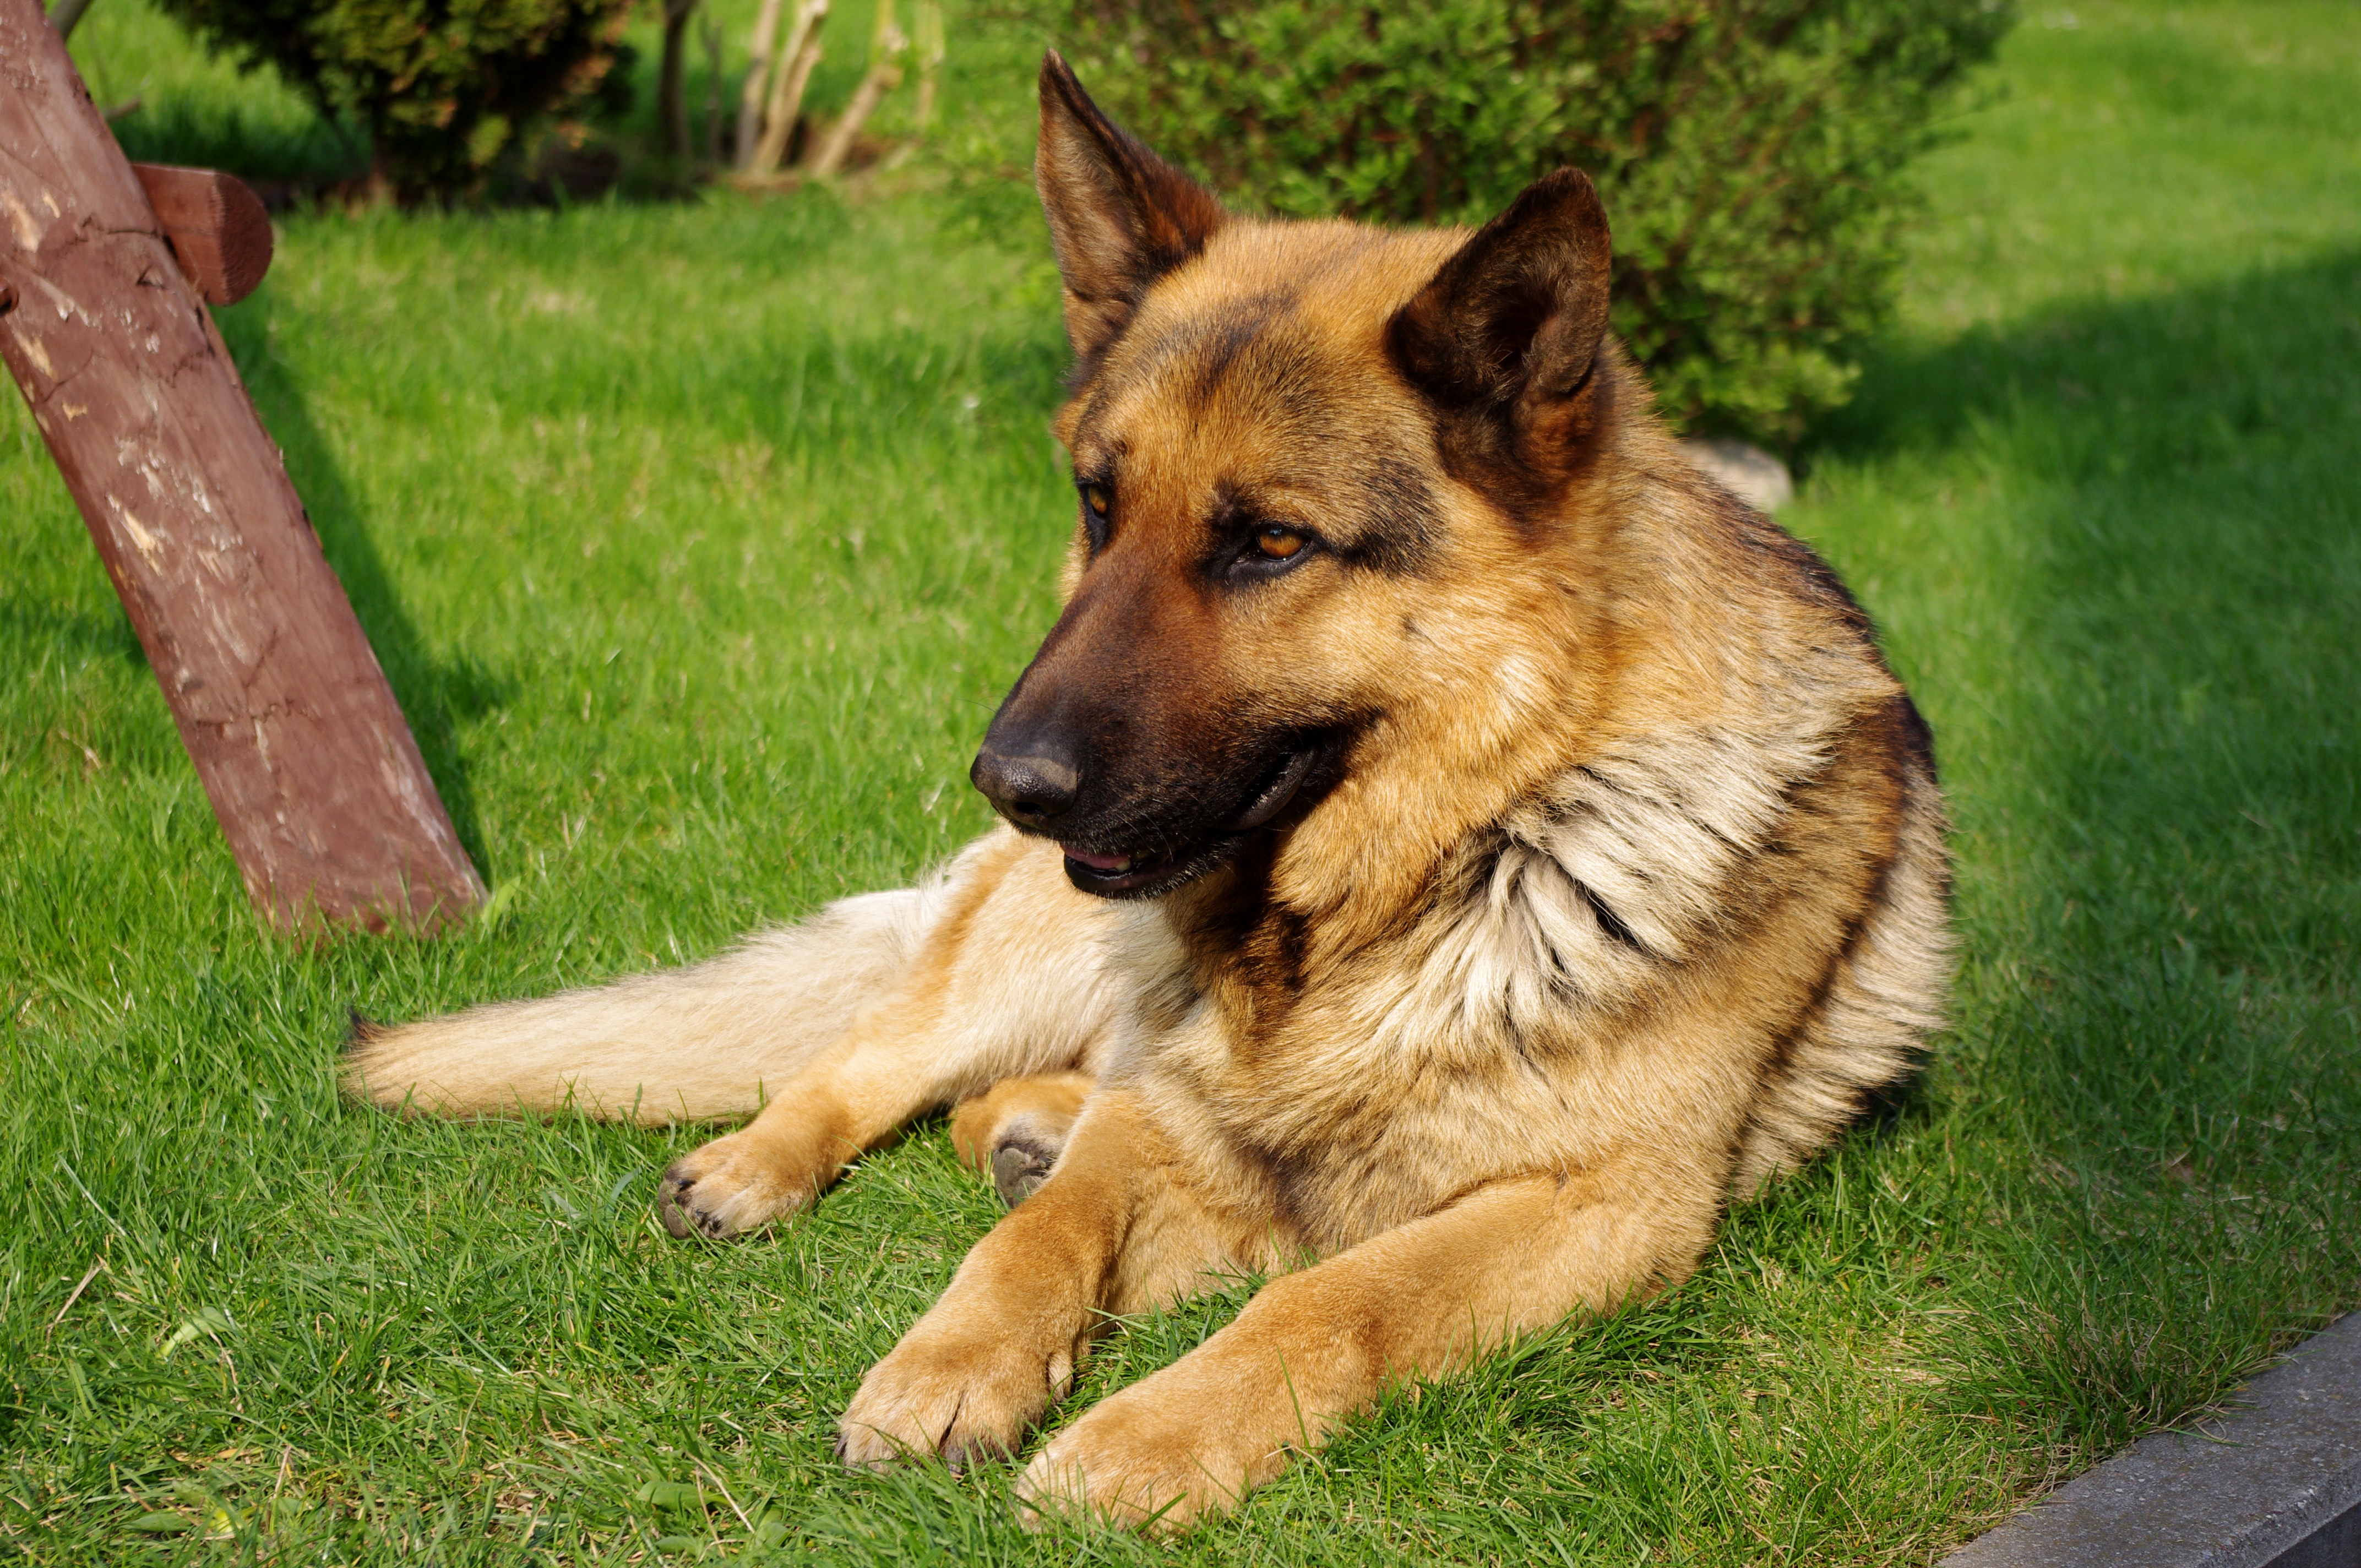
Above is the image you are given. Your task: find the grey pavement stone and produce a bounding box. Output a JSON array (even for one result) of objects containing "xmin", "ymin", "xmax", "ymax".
[
  {"xmin": 1675, "ymin": 437, "xmax": 1795, "ymax": 513},
  {"xmin": 1941, "ymin": 1312, "xmax": 2361, "ymax": 1567}
]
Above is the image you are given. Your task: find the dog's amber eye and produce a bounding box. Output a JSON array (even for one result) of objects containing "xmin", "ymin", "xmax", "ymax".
[
  {"xmin": 1084, "ymin": 483, "xmax": 1111, "ymax": 519},
  {"xmin": 1255, "ymin": 526, "xmax": 1306, "ymax": 560}
]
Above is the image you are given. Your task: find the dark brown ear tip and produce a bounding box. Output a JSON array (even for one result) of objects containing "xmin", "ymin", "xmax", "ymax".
[
  {"xmin": 346, "ymin": 1007, "xmax": 382, "ymax": 1047},
  {"xmin": 1038, "ymin": 49, "xmax": 1081, "ymax": 103},
  {"xmin": 1523, "ymin": 167, "xmax": 1607, "ymax": 221},
  {"xmin": 1038, "ymin": 50, "xmax": 1111, "ymax": 133}
]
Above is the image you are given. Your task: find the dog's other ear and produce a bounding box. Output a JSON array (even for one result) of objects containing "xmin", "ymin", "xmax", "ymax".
[
  {"xmin": 1389, "ymin": 169, "xmax": 1615, "ymax": 496},
  {"xmin": 1036, "ymin": 51, "xmax": 1226, "ymax": 365}
]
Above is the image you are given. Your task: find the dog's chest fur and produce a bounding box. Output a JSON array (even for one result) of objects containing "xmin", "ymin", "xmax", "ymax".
[{"xmin": 1102, "ymin": 699, "xmax": 1869, "ymax": 1255}]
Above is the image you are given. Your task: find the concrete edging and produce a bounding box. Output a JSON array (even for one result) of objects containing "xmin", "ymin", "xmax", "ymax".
[{"xmin": 1941, "ymin": 1311, "xmax": 2361, "ymax": 1567}]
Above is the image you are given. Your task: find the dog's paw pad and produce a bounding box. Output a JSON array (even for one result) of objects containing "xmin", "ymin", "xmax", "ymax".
[
  {"xmin": 655, "ymin": 1166, "xmax": 709, "ymax": 1239},
  {"xmin": 839, "ymin": 1333, "xmax": 1063, "ymax": 1471},
  {"xmin": 991, "ymin": 1137, "xmax": 1057, "ymax": 1207},
  {"xmin": 653, "ymin": 1140, "xmax": 806, "ymax": 1240}
]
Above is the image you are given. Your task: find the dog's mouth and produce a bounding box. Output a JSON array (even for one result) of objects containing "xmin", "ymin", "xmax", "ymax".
[{"xmin": 1058, "ymin": 746, "xmax": 1326, "ymax": 899}]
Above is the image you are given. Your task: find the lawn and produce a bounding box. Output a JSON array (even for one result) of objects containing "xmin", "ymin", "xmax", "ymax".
[{"xmin": 3, "ymin": 1, "xmax": 2357, "ymax": 1562}]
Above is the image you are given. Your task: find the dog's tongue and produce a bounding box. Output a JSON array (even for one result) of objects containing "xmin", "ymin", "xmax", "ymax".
[{"xmin": 1062, "ymin": 846, "xmax": 1131, "ymax": 873}]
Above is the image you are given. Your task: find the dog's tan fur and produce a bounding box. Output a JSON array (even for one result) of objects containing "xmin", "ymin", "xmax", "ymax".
[{"xmin": 347, "ymin": 56, "xmax": 1950, "ymax": 1531}]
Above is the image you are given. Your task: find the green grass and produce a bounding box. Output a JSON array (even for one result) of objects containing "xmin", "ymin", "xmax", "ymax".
[{"xmin": 4, "ymin": 0, "xmax": 2357, "ymax": 1561}]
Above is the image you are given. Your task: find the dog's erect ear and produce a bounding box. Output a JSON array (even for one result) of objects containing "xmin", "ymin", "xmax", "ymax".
[
  {"xmin": 1388, "ymin": 170, "xmax": 1615, "ymax": 492},
  {"xmin": 1036, "ymin": 51, "xmax": 1226, "ymax": 364}
]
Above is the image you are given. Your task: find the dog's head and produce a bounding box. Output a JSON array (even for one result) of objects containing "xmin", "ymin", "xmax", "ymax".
[{"xmin": 973, "ymin": 54, "xmax": 1625, "ymax": 900}]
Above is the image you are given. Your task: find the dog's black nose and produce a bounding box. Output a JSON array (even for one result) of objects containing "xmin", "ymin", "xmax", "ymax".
[{"xmin": 971, "ymin": 742, "xmax": 1080, "ymax": 827}]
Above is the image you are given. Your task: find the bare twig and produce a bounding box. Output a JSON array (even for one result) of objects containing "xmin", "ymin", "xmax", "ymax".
[
  {"xmin": 732, "ymin": 0, "xmax": 788, "ymax": 170},
  {"xmin": 49, "ymin": 1256, "xmax": 107, "ymax": 1331},
  {"xmin": 806, "ymin": 0, "xmax": 904, "ymax": 177},
  {"xmin": 749, "ymin": 0, "xmax": 828, "ymax": 176},
  {"xmin": 693, "ymin": 1459, "xmax": 755, "ymax": 1536}
]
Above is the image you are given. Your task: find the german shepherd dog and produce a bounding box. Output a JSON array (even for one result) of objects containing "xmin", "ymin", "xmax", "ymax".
[{"xmin": 349, "ymin": 54, "xmax": 1951, "ymax": 1530}]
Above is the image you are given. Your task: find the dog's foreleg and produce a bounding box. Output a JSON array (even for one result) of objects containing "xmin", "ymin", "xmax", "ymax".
[
  {"xmin": 836, "ymin": 1089, "xmax": 1244, "ymax": 1468},
  {"xmin": 1013, "ymin": 1159, "xmax": 1724, "ymax": 1532},
  {"xmin": 655, "ymin": 832, "xmax": 1121, "ymax": 1238}
]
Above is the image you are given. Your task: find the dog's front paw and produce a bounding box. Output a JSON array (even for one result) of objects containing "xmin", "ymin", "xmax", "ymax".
[
  {"xmin": 656, "ymin": 1128, "xmax": 824, "ymax": 1239},
  {"xmin": 838, "ymin": 1324, "xmax": 1078, "ymax": 1472},
  {"xmin": 1015, "ymin": 1377, "xmax": 1289, "ymax": 1534}
]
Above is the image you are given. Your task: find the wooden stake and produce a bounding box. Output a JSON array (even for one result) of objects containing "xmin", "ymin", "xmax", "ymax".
[{"xmin": 0, "ymin": 0, "xmax": 485, "ymax": 933}]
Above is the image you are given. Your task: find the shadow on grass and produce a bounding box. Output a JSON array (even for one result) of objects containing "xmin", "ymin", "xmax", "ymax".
[
  {"xmin": 208, "ymin": 300, "xmax": 494, "ymax": 880},
  {"xmin": 0, "ymin": 597, "xmax": 145, "ymax": 668},
  {"xmin": 1810, "ymin": 250, "xmax": 2361, "ymax": 1456},
  {"xmin": 107, "ymin": 92, "xmax": 366, "ymax": 192},
  {"xmin": 100, "ymin": 72, "xmax": 669, "ymax": 209},
  {"xmin": 105, "ymin": 77, "xmax": 746, "ymax": 210}
]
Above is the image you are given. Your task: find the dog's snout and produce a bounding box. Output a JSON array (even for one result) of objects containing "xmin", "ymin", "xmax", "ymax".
[{"xmin": 972, "ymin": 742, "xmax": 1081, "ymax": 827}]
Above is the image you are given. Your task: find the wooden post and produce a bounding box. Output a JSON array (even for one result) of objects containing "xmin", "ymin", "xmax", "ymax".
[{"xmin": 0, "ymin": 0, "xmax": 486, "ymax": 934}]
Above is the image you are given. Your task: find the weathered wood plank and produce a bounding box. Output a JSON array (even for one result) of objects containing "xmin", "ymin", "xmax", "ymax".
[
  {"xmin": 0, "ymin": 0, "xmax": 486, "ymax": 932},
  {"xmin": 130, "ymin": 162, "xmax": 273, "ymax": 306}
]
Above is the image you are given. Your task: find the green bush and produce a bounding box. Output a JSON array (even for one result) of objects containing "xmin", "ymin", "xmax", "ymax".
[
  {"xmin": 155, "ymin": 0, "xmax": 638, "ymax": 197},
  {"xmin": 1036, "ymin": 0, "xmax": 2014, "ymax": 443}
]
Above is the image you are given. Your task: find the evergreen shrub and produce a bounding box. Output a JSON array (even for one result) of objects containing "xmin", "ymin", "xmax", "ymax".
[
  {"xmin": 1035, "ymin": 0, "xmax": 2013, "ymax": 442},
  {"xmin": 156, "ymin": 0, "xmax": 638, "ymax": 197}
]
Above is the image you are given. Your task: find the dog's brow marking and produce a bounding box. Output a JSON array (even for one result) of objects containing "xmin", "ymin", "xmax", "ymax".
[
  {"xmin": 1184, "ymin": 291, "xmax": 1293, "ymax": 407},
  {"xmin": 1335, "ymin": 454, "xmax": 1440, "ymax": 574}
]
